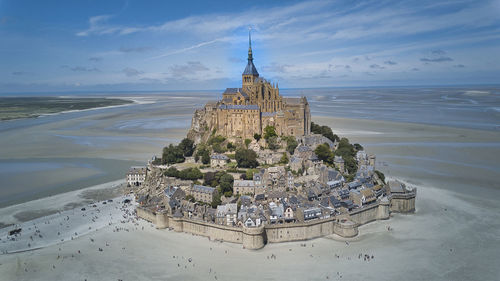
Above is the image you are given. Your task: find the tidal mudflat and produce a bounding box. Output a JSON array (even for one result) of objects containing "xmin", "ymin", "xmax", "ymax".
[{"xmin": 0, "ymin": 88, "xmax": 499, "ymax": 280}]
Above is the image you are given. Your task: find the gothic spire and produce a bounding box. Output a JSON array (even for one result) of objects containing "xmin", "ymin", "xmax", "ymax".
[
  {"xmin": 248, "ymin": 28, "xmax": 253, "ymax": 61},
  {"xmin": 242, "ymin": 28, "xmax": 259, "ymax": 77}
]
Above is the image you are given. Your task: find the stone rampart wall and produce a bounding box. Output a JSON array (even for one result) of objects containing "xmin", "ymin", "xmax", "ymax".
[
  {"xmin": 135, "ymin": 194, "xmax": 414, "ymax": 250},
  {"xmin": 265, "ymin": 217, "xmax": 335, "ymax": 243},
  {"xmin": 136, "ymin": 207, "xmax": 156, "ymax": 223},
  {"xmin": 390, "ymin": 194, "xmax": 416, "ymax": 213}
]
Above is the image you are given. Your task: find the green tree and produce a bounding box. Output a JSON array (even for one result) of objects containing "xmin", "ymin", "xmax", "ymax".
[
  {"xmin": 244, "ymin": 138, "xmax": 251, "ymax": 148},
  {"xmin": 211, "ymin": 194, "xmax": 222, "ymax": 208},
  {"xmin": 235, "ymin": 148, "xmax": 259, "ymax": 168},
  {"xmin": 314, "ymin": 143, "xmax": 334, "ymax": 164},
  {"xmin": 196, "ymin": 145, "xmax": 210, "ymax": 165},
  {"xmin": 177, "ymin": 167, "xmax": 203, "ymax": 180},
  {"xmin": 186, "ymin": 195, "xmax": 195, "ymax": 203},
  {"xmin": 267, "ymin": 136, "xmax": 280, "ymax": 151},
  {"xmin": 164, "ymin": 167, "xmax": 179, "ymax": 177},
  {"xmin": 178, "ymin": 138, "xmax": 195, "ymax": 157},
  {"xmin": 204, "ymin": 171, "xmax": 217, "ymax": 187},
  {"xmin": 263, "ymin": 125, "xmax": 277, "ymax": 140},
  {"xmin": 353, "ymin": 143, "xmax": 364, "ymax": 151},
  {"xmin": 253, "ymin": 133, "xmax": 261, "ymax": 141},
  {"xmin": 334, "ymin": 138, "xmax": 358, "ymax": 174},
  {"xmin": 375, "ymin": 170, "xmax": 386, "ymax": 184},
  {"xmin": 279, "ymin": 153, "xmax": 289, "ymax": 164},
  {"xmin": 212, "ymin": 143, "xmax": 226, "ymax": 153},
  {"xmin": 227, "ymin": 142, "xmax": 235, "ymax": 151},
  {"xmin": 283, "ymin": 136, "xmax": 298, "ymax": 154},
  {"xmin": 311, "ymin": 122, "xmax": 339, "ymax": 143},
  {"xmin": 219, "ymin": 173, "xmax": 234, "ymax": 195},
  {"xmin": 208, "ymin": 135, "xmax": 226, "ymax": 146},
  {"xmin": 162, "ymin": 144, "xmax": 185, "ymax": 164},
  {"xmin": 245, "ymin": 169, "xmax": 256, "ymax": 180}
]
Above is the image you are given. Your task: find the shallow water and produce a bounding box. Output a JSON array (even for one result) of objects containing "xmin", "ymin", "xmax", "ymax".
[{"xmin": 0, "ymin": 86, "xmax": 499, "ymax": 279}]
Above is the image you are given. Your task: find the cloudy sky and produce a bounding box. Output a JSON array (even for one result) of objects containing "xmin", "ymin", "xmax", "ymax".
[{"xmin": 1, "ymin": 0, "xmax": 499, "ymax": 92}]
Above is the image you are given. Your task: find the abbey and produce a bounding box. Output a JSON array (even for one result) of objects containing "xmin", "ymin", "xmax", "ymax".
[{"xmin": 188, "ymin": 33, "xmax": 311, "ymax": 143}]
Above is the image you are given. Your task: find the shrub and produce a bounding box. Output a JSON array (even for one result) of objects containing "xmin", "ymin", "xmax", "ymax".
[
  {"xmin": 235, "ymin": 148, "xmax": 259, "ymax": 168},
  {"xmin": 311, "ymin": 122, "xmax": 339, "ymax": 143},
  {"xmin": 164, "ymin": 167, "xmax": 179, "ymax": 177},
  {"xmin": 196, "ymin": 145, "xmax": 210, "ymax": 164},
  {"xmin": 263, "ymin": 125, "xmax": 277, "ymax": 140},
  {"xmin": 375, "ymin": 170, "xmax": 385, "ymax": 184},
  {"xmin": 178, "ymin": 138, "xmax": 195, "ymax": 157},
  {"xmin": 314, "ymin": 143, "xmax": 334, "ymax": 164},
  {"xmin": 282, "ymin": 136, "xmax": 298, "ymax": 154},
  {"xmin": 162, "ymin": 144, "xmax": 185, "ymax": 164},
  {"xmin": 279, "ymin": 153, "xmax": 289, "ymax": 164},
  {"xmin": 267, "ymin": 136, "xmax": 281, "ymax": 151}
]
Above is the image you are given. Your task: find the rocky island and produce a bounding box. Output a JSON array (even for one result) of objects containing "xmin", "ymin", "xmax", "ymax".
[{"xmin": 131, "ymin": 33, "xmax": 416, "ymax": 249}]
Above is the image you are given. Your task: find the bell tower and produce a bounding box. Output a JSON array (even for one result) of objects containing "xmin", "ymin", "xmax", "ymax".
[{"xmin": 242, "ymin": 29, "xmax": 259, "ymax": 87}]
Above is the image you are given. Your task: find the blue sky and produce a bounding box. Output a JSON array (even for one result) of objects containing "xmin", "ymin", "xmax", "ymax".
[{"xmin": 1, "ymin": 0, "xmax": 499, "ymax": 92}]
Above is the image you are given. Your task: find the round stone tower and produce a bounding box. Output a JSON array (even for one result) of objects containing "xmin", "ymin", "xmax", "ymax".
[
  {"xmin": 155, "ymin": 211, "xmax": 169, "ymax": 229},
  {"xmin": 242, "ymin": 225, "xmax": 266, "ymax": 250},
  {"xmin": 377, "ymin": 197, "xmax": 390, "ymax": 220}
]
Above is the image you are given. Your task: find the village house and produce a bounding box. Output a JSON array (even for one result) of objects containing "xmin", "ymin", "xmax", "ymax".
[
  {"xmin": 126, "ymin": 166, "xmax": 147, "ymax": 186},
  {"xmin": 297, "ymin": 134, "xmax": 335, "ymax": 150},
  {"xmin": 210, "ymin": 154, "xmax": 229, "ymax": 168},
  {"xmin": 333, "ymin": 156, "xmax": 345, "ymax": 174},
  {"xmin": 190, "ymin": 184, "xmax": 217, "ymax": 204},
  {"xmin": 233, "ymin": 179, "xmax": 255, "ymax": 195},
  {"xmin": 289, "ymin": 156, "xmax": 303, "ymax": 173},
  {"xmin": 283, "ymin": 205, "xmax": 295, "ymax": 222},
  {"xmin": 163, "ymin": 186, "xmax": 185, "ymax": 202},
  {"xmin": 216, "ymin": 203, "xmax": 238, "ymax": 226}
]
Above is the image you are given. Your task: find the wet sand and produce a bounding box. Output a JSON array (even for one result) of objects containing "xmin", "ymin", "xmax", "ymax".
[
  {"xmin": 0, "ymin": 90, "xmax": 499, "ymax": 280},
  {"xmin": 0, "ymin": 180, "xmax": 498, "ymax": 280}
]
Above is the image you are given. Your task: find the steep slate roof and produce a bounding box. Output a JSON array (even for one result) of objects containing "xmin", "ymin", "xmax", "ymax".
[
  {"xmin": 243, "ymin": 59, "xmax": 259, "ymax": 76},
  {"xmin": 223, "ymin": 88, "xmax": 249, "ymax": 98}
]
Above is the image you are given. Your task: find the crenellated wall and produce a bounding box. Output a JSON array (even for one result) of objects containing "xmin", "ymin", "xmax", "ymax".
[{"xmin": 136, "ymin": 194, "xmax": 414, "ymax": 250}]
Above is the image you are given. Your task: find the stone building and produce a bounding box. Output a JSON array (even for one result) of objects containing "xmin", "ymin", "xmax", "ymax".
[
  {"xmin": 190, "ymin": 184, "xmax": 217, "ymax": 204},
  {"xmin": 233, "ymin": 179, "xmax": 256, "ymax": 195},
  {"xmin": 126, "ymin": 166, "xmax": 147, "ymax": 186},
  {"xmin": 210, "ymin": 154, "xmax": 229, "ymax": 168},
  {"xmin": 188, "ymin": 32, "xmax": 311, "ymax": 143}
]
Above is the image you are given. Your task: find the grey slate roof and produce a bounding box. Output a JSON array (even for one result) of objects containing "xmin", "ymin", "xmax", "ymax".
[
  {"xmin": 211, "ymin": 154, "xmax": 229, "ymax": 160},
  {"xmin": 223, "ymin": 88, "xmax": 249, "ymax": 98},
  {"xmin": 243, "ymin": 60, "xmax": 259, "ymax": 76},
  {"xmin": 192, "ymin": 184, "xmax": 216, "ymax": 194},
  {"xmin": 261, "ymin": 112, "xmax": 277, "ymax": 117},
  {"xmin": 219, "ymin": 104, "xmax": 259, "ymax": 110}
]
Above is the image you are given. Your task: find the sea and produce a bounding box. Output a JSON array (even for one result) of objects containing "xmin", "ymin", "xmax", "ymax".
[{"xmin": 0, "ymin": 85, "xmax": 499, "ymax": 280}]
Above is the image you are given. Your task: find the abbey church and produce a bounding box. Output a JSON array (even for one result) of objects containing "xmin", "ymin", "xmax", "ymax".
[{"xmin": 188, "ymin": 33, "xmax": 311, "ymax": 143}]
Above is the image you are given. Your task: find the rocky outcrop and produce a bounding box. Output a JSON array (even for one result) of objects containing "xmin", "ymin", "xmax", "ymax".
[
  {"xmin": 187, "ymin": 107, "xmax": 211, "ymax": 144},
  {"xmin": 134, "ymin": 165, "xmax": 192, "ymax": 205}
]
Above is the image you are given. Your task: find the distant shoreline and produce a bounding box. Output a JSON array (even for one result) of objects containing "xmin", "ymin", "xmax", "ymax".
[{"xmin": 0, "ymin": 97, "xmax": 135, "ymax": 122}]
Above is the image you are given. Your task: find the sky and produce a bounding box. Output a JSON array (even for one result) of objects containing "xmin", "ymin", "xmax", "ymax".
[{"xmin": 1, "ymin": 0, "xmax": 499, "ymax": 93}]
